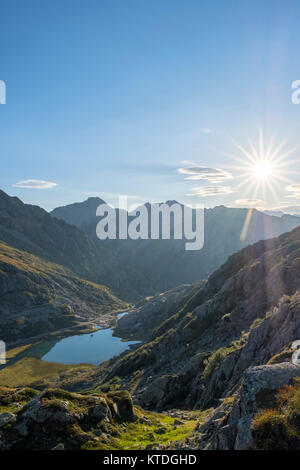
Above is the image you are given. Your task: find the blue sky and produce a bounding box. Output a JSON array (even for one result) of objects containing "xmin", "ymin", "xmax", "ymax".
[{"xmin": 1, "ymin": 0, "xmax": 300, "ymax": 212}]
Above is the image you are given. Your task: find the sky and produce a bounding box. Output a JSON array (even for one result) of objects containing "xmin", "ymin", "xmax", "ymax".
[{"xmin": 1, "ymin": 0, "xmax": 300, "ymax": 213}]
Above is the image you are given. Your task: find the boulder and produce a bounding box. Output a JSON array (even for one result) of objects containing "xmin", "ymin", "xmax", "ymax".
[{"xmin": 0, "ymin": 412, "xmax": 16, "ymax": 428}]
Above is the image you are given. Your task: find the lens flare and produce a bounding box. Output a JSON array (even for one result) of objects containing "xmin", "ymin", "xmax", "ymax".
[
  {"xmin": 251, "ymin": 161, "xmax": 274, "ymax": 181},
  {"xmin": 222, "ymin": 129, "xmax": 299, "ymax": 241},
  {"xmin": 223, "ymin": 129, "xmax": 297, "ymax": 205}
]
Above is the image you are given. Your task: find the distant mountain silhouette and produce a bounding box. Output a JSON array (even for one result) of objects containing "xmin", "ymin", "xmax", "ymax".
[{"xmin": 52, "ymin": 197, "xmax": 106, "ymax": 228}]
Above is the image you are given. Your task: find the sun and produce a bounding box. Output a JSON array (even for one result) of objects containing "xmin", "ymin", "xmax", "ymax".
[
  {"xmin": 223, "ymin": 129, "xmax": 297, "ymax": 203},
  {"xmin": 222, "ymin": 130, "xmax": 298, "ymax": 241},
  {"xmin": 251, "ymin": 160, "xmax": 274, "ymax": 181}
]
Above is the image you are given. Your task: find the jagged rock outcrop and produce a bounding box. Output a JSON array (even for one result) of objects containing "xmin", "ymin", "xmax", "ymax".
[{"xmin": 191, "ymin": 363, "xmax": 300, "ymax": 450}]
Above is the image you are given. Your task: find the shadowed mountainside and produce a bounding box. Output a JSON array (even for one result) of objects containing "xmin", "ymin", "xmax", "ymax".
[
  {"xmin": 52, "ymin": 197, "xmax": 300, "ymax": 293},
  {"xmin": 0, "ymin": 190, "xmax": 149, "ymax": 300},
  {"xmin": 0, "ymin": 242, "xmax": 126, "ymax": 344}
]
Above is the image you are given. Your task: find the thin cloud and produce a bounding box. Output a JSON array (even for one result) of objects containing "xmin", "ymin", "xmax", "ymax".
[
  {"xmin": 178, "ymin": 166, "xmax": 233, "ymax": 183},
  {"xmin": 271, "ymin": 205, "xmax": 300, "ymax": 216},
  {"xmin": 234, "ymin": 198, "xmax": 263, "ymax": 206},
  {"xmin": 186, "ymin": 186, "xmax": 235, "ymax": 197},
  {"xmin": 268, "ymin": 204, "xmax": 300, "ymax": 216},
  {"xmin": 13, "ymin": 179, "xmax": 58, "ymax": 189},
  {"xmin": 286, "ymin": 184, "xmax": 300, "ymax": 198},
  {"xmin": 202, "ymin": 128, "xmax": 213, "ymax": 134}
]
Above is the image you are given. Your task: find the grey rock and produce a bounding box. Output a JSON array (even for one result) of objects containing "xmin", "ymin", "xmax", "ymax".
[
  {"xmin": 14, "ymin": 422, "xmax": 28, "ymax": 437},
  {"xmin": 92, "ymin": 400, "xmax": 109, "ymax": 420},
  {"xmin": 174, "ymin": 419, "xmax": 183, "ymax": 426},
  {"xmin": 52, "ymin": 443, "xmax": 64, "ymax": 450},
  {"xmin": 240, "ymin": 363, "xmax": 300, "ymax": 416},
  {"xmin": 234, "ymin": 415, "xmax": 254, "ymax": 450},
  {"xmin": 155, "ymin": 427, "xmax": 167, "ymax": 435},
  {"xmin": 72, "ymin": 433, "xmax": 95, "ymax": 444},
  {"xmin": 0, "ymin": 412, "xmax": 16, "ymax": 428}
]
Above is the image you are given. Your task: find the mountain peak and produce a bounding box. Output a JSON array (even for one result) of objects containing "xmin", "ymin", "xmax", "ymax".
[
  {"xmin": 0, "ymin": 189, "xmax": 23, "ymax": 207},
  {"xmin": 86, "ymin": 196, "xmax": 106, "ymax": 204},
  {"xmin": 51, "ymin": 196, "xmax": 107, "ymax": 228}
]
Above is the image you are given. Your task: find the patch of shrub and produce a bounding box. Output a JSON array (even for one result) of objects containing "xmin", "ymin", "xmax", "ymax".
[
  {"xmin": 252, "ymin": 379, "xmax": 300, "ymax": 450},
  {"xmin": 42, "ymin": 388, "xmax": 75, "ymax": 401},
  {"xmin": 252, "ymin": 410, "xmax": 296, "ymax": 450}
]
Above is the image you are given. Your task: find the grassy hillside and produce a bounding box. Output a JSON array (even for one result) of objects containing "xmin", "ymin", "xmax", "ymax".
[{"xmin": 0, "ymin": 357, "xmax": 95, "ymax": 387}]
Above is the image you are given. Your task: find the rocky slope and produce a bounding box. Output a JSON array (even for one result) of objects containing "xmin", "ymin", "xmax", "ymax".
[
  {"xmin": 0, "ymin": 242, "xmax": 126, "ymax": 344},
  {"xmin": 95, "ymin": 227, "xmax": 300, "ymax": 420},
  {"xmin": 114, "ymin": 283, "xmax": 199, "ymax": 340},
  {"xmin": 52, "ymin": 197, "xmax": 300, "ymax": 293},
  {"xmin": 179, "ymin": 362, "xmax": 300, "ymax": 450}
]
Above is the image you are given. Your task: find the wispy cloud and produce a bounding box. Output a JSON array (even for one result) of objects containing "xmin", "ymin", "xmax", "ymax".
[
  {"xmin": 286, "ymin": 184, "xmax": 300, "ymax": 199},
  {"xmin": 178, "ymin": 166, "xmax": 233, "ymax": 183},
  {"xmin": 234, "ymin": 198, "xmax": 263, "ymax": 207},
  {"xmin": 13, "ymin": 179, "xmax": 58, "ymax": 189},
  {"xmin": 267, "ymin": 204, "xmax": 300, "ymax": 216},
  {"xmin": 202, "ymin": 127, "xmax": 213, "ymax": 134},
  {"xmin": 186, "ymin": 186, "xmax": 235, "ymax": 197}
]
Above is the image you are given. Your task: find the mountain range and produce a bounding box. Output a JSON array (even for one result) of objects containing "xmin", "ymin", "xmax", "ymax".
[
  {"xmin": 0, "ymin": 188, "xmax": 299, "ymax": 346},
  {"xmin": 0, "ymin": 190, "xmax": 149, "ymax": 300},
  {"xmin": 52, "ymin": 196, "xmax": 300, "ymax": 293}
]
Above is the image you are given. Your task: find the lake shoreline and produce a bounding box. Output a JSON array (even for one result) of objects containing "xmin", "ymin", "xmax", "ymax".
[{"xmin": 3, "ymin": 309, "xmax": 139, "ymax": 370}]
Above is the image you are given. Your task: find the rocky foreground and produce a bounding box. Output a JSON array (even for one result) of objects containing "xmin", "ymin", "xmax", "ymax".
[
  {"xmin": 0, "ymin": 386, "xmax": 206, "ymax": 450},
  {"xmin": 186, "ymin": 363, "xmax": 300, "ymax": 450},
  {"xmin": 0, "ymin": 387, "xmax": 137, "ymax": 450}
]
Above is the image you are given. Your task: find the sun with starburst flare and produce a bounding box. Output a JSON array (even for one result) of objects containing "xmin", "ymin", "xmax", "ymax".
[{"xmin": 224, "ymin": 130, "xmax": 297, "ymax": 204}]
